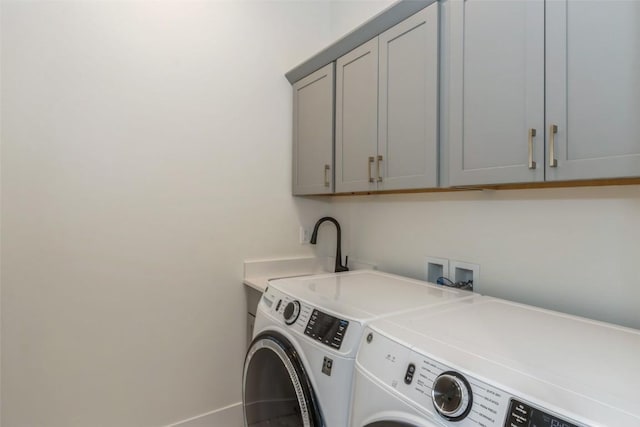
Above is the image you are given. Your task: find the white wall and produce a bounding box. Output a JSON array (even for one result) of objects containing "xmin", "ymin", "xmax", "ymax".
[
  {"xmin": 3, "ymin": 0, "xmax": 640, "ymax": 425},
  {"xmin": 331, "ymin": 186, "xmax": 640, "ymax": 329},
  {"xmin": 0, "ymin": 1, "xmax": 333, "ymax": 426},
  {"xmin": 329, "ymin": 0, "xmax": 395, "ymax": 39}
]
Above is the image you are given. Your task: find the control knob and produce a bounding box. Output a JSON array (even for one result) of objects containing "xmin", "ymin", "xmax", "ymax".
[
  {"xmin": 432, "ymin": 371, "xmax": 473, "ymax": 421},
  {"xmin": 283, "ymin": 300, "xmax": 301, "ymax": 325}
]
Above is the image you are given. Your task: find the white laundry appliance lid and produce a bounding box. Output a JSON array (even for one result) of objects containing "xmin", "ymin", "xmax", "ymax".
[
  {"xmin": 267, "ymin": 270, "xmax": 473, "ymax": 322},
  {"xmin": 368, "ymin": 297, "xmax": 640, "ymax": 426}
]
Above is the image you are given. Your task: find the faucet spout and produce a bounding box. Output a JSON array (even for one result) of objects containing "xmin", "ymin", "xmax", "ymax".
[{"xmin": 310, "ymin": 216, "xmax": 349, "ymax": 273}]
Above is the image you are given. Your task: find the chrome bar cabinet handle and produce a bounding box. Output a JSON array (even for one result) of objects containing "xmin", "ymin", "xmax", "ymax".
[
  {"xmin": 528, "ymin": 128, "xmax": 537, "ymax": 170},
  {"xmin": 549, "ymin": 124, "xmax": 558, "ymax": 168},
  {"xmin": 368, "ymin": 156, "xmax": 375, "ymax": 183}
]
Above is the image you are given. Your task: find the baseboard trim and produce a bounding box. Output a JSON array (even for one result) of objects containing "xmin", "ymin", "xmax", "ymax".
[{"xmin": 165, "ymin": 402, "xmax": 242, "ymax": 427}]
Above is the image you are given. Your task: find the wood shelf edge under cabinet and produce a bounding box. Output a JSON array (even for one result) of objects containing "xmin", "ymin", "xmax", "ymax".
[{"xmin": 319, "ymin": 177, "xmax": 640, "ymax": 196}]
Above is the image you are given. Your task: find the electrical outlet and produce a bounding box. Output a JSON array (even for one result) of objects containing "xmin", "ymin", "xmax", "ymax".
[
  {"xmin": 299, "ymin": 226, "xmax": 311, "ymax": 244},
  {"xmin": 425, "ymin": 257, "xmax": 449, "ymax": 284},
  {"xmin": 449, "ymin": 260, "xmax": 479, "ymax": 288}
]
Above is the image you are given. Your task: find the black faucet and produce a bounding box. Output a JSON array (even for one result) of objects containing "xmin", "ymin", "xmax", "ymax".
[{"xmin": 310, "ymin": 217, "xmax": 349, "ymax": 273}]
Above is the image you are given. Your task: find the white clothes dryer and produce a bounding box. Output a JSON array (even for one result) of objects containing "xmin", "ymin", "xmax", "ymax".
[
  {"xmin": 351, "ymin": 297, "xmax": 640, "ymax": 427},
  {"xmin": 242, "ymin": 270, "xmax": 473, "ymax": 427}
]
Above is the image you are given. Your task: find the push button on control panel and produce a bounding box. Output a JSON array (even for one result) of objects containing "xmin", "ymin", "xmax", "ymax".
[
  {"xmin": 404, "ymin": 363, "xmax": 416, "ymax": 384},
  {"xmin": 508, "ymin": 401, "xmax": 530, "ymax": 426}
]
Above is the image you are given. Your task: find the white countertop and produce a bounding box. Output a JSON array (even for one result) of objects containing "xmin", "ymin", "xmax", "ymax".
[
  {"xmin": 269, "ymin": 270, "xmax": 472, "ymax": 319},
  {"xmin": 243, "ymin": 256, "xmax": 375, "ymax": 292}
]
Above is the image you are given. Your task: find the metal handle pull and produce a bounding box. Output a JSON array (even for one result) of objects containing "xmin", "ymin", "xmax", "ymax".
[
  {"xmin": 376, "ymin": 155, "xmax": 383, "ymax": 182},
  {"xmin": 528, "ymin": 129, "xmax": 537, "ymax": 169},
  {"xmin": 324, "ymin": 164, "xmax": 330, "ymax": 187},
  {"xmin": 368, "ymin": 156, "xmax": 375, "ymax": 183},
  {"xmin": 549, "ymin": 124, "xmax": 558, "ymax": 167}
]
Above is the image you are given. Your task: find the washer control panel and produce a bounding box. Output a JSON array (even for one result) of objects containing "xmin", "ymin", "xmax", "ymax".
[
  {"xmin": 304, "ymin": 309, "xmax": 349, "ymax": 350},
  {"xmin": 261, "ymin": 286, "xmax": 313, "ymax": 331},
  {"xmin": 260, "ymin": 284, "xmax": 359, "ymax": 355}
]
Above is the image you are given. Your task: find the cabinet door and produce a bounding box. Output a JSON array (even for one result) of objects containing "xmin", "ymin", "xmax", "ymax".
[
  {"xmin": 378, "ymin": 4, "xmax": 439, "ymax": 190},
  {"xmin": 448, "ymin": 0, "xmax": 544, "ymax": 186},
  {"xmin": 292, "ymin": 63, "xmax": 335, "ymax": 195},
  {"xmin": 336, "ymin": 38, "xmax": 379, "ymax": 193},
  {"xmin": 546, "ymin": 0, "xmax": 640, "ymax": 180}
]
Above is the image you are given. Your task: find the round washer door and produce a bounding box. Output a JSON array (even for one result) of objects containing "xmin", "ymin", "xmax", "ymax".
[{"xmin": 243, "ymin": 331, "xmax": 323, "ymax": 427}]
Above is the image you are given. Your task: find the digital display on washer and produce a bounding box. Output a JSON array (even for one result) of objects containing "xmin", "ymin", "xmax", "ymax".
[
  {"xmin": 304, "ymin": 309, "xmax": 349, "ymax": 350},
  {"xmin": 505, "ymin": 399, "xmax": 580, "ymax": 427}
]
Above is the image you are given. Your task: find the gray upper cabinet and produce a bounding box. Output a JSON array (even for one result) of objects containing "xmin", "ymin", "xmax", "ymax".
[
  {"xmin": 449, "ymin": 0, "xmax": 640, "ymax": 187},
  {"xmin": 336, "ymin": 4, "xmax": 439, "ymax": 193},
  {"xmin": 447, "ymin": 0, "xmax": 545, "ymax": 186},
  {"xmin": 292, "ymin": 63, "xmax": 335, "ymax": 195},
  {"xmin": 335, "ymin": 38, "xmax": 379, "ymax": 193},
  {"xmin": 291, "ymin": 0, "xmax": 639, "ymax": 194},
  {"xmin": 378, "ymin": 5, "xmax": 439, "ymax": 191},
  {"xmin": 545, "ymin": 0, "xmax": 640, "ymax": 181}
]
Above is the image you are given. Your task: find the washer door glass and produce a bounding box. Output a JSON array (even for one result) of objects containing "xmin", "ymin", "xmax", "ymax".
[{"xmin": 243, "ymin": 332, "xmax": 322, "ymax": 427}]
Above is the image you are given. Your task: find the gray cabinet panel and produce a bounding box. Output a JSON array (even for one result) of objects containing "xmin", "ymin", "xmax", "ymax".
[
  {"xmin": 292, "ymin": 63, "xmax": 334, "ymax": 195},
  {"xmin": 336, "ymin": 38, "xmax": 379, "ymax": 193},
  {"xmin": 378, "ymin": 5, "xmax": 439, "ymax": 190},
  {"xmin": 448, "ymin": 0, "xmax": 544, "ymax": 186},
  {"xmin": 285, "ymin": 0, "xmax": 436, "ymax": 84},
  {"xmin": 546, "ymin": 0, "xmax": 640, "ymax": 180}
]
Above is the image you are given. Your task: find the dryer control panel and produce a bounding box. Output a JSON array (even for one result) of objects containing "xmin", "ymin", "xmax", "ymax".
[
  {"xmin": 505, "ymin": 399, "xmax": 579, "ymax": 427},
  {"xmin": 356, "ymin": 328, "xmax": 585, "ymax": 427}
]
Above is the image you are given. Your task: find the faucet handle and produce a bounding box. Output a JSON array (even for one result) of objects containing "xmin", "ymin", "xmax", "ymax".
[{"xmin": 335, "ymin": 255, "xmax": 350, "ymax": 272}]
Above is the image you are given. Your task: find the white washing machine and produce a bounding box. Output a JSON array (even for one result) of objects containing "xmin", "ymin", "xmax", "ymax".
[
  {"xmin": 352, "ymin": 297, "xmax": 640, "ymax": 427},
  {"xmin": 242, "ymin": 270, "xmax": 474, "ymax": 427}
]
